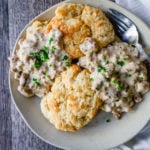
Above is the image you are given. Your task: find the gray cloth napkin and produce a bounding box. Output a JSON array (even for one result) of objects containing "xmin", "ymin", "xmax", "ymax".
[{"xmin": 111, "ymin": 0, "xmax": 150, "ymax": 149}]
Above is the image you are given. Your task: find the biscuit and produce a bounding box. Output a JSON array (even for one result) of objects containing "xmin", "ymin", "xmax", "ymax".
[
  {"xmin": 91, "ymin": 19, "xmax": 115, "ymax": 48},
  {"xmin": 81, "ymin": 5, "xmax": 107, "ymax": 26},
  {"xmin": 63, "ymin": 24, "xmax": 91, "ymax": 58},
  {"xmin": 41, "ymin": 65, "xmax": 102, "ymax": 131},
  {"xmin": 55, "ymin": 3, "xmax": 84, "ymax": 19},
  {"xmin": 45, "ymin": 4, "xmax": 115, "ymax": 58},
  {"xmin": 45, "ymin": 16, "xmax": 83, "ymax": 34},
  {"xmin": 81, "ymin": 5, "xmax": 115, "ymax": 48}
]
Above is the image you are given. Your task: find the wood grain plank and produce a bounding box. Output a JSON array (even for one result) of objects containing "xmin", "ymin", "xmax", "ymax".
[
  {"xmin": 0, "ymin": 0, "xmax": 12, "ymax": 150},
  {"xmin": 8, "ymin": 0, "xmax": 63, "ymax": 150}
]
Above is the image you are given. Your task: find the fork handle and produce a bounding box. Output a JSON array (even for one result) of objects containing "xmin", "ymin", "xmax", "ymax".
[{"xmin": 135, "ymin": 43, "xmax": 150, "ymax": 63}]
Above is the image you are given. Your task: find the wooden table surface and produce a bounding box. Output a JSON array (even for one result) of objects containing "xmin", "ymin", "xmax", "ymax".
[{"xmin": 0, "ymin": 0, "xmax": 64, "ymax": 149}]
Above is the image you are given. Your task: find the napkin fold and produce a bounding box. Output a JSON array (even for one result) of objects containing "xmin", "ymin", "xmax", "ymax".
[{"xmin": 112, "ymin": 0, "xmax": 150, "ymax": 149}]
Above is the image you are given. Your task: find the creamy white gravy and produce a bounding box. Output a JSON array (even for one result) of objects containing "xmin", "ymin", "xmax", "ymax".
[
  {"xmin": 9, "ymin": 22, "xmax": 71, "ymax": 97},
  {"xmin": 78, "ymin": 38, "xmax": 149, "ymax": 118}
]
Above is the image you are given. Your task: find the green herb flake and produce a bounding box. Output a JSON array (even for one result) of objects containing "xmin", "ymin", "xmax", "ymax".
[
  {"xmin": 39, "ymin": 50, "xmax": 49, "ymax": 62},
  {"xmin": 43, "ymin": 46, "xmax": 49, "ymax": 52},
  {"xmin": 89, "ymin": 77, "xmax": 94, "ymax": 82},
  {"xmin": 123, "ymin": 57, "xmax": 128, "ymax": 61},
  {"xmin": 125, "ymin": 73, "xmax": 131, "ymax": 77},
  {"xmin": 115, "ymin": 99, "xmax": 120, "ymax": 102},
  {"xmin": 117, "ymin": 83, "xmax": 124, "ymax": 91},
  {"xmin": 34, "ymin": 60, "xmax": 42, "ymax": 69},
  {"xmin": 116, "ymin": 60, "xmax": 125, "ymax": 67},
  {"xmin": 49, "ymin": 37, "xmax": 53, "ymax": 44},
  {"xmin": 50, "ymin": 46, "xmax": 56, "ymax": 53},
  {"xmin": 65, "ymin": 61, "xmax": 70, "ymax": 67},
  {"xmin": 139, "ymin": 76, "xmax": 144, "ymax": 81},
  {"xmin": 30, "ymin": 48, "xmax": 49, "ymax": 69},
  {"xmin": 32, "ymin": 78, "xmax": 40, "ymax": 86},
  {"xmin": 97, "ymin": 65, "xmax": 106, "ymax": 72},
  {"xmin": 42, "ymin": 73, "xmax": 49, "ymax": 78},
  {"xmin": 111, "ymin": 79, "xmax": 118, "ymax": 84},
  {"xmin": 111, "ymin": 79, "xmax": 124, "ymax": 91},
  {"xmin": 62, "ymin": 55, "xmax": 68, "ymax": 61}
]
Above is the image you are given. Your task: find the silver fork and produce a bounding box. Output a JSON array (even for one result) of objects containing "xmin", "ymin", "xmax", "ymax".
[{"xmin": 107, "ymin": 9, "xmax": 150, "ymax": 62}]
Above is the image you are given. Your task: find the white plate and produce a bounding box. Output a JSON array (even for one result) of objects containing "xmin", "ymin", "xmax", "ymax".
[{"xmin": 9, "ymin": 0, "xmax": 150, "ymax": 149}]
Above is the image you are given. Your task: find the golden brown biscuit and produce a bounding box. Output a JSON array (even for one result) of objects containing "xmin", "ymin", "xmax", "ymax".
[
  {"xmin": 41, "ymin": 65, "xmax": 102, "ymax": 132},
  {"xmin": 63, "ymin": 24, "xmax": 91, "ymax": 58},
  {"xmin": 45, "ymin": 3, "xmax": 84, "ymax": 34},
  {"xmin": 55, "ymin": 3, "xmax": 84, "ymax": 19},
  {"xmin": 81, "ymin": 5, "xmax": 107, "ymax": 26},
  {"xmin": 45, "ymin": 16, "xmax": 83, "ymax": 34},
  {"xmin": 81, "ymin": 5, "xmax": 115, "ymax": 48},
  {"xmin": 45, "ymin": 4, "xmax": 115, "ymax": 58},
  {"xmin": 91, "ymin": 19, "xmax": 115, "ymax": 48}
]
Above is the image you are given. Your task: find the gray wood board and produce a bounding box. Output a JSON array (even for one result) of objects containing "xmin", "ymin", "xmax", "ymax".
[{"xmin": 1, "ymin": 0, "xmax": 64, "ymax": 150}]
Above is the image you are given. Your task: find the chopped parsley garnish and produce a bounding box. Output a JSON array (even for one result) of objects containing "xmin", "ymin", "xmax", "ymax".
[
  {"xmin": 111, "ymin": 79, "xmax": 124, "ymax": 91},
  {"xmin": 48, "ymin": 37, "xmax": 57, "ymax": 53},
  {"xmin": 89, "ymin": 77, "xmax": 94, "ymax": 82},
  {"xmin": 123, "ymin": 57, "xmax": 128, "ymax": 61},
  {"xmin": 49, "ymin": 64, "xmax": 52, "ymax": 67},
  {"xmin": 97, "ymin": 65, "xmax": 106, "ymax": 72},
  {"xmin": 43, "ymin": 46, "xmax": 49, "ymax": 52},
  {"xmin": 125, "ymin": 73, "xmax": 131, "ymax": 77},
  {"xmin": 32, "ymin": 78, "xmax": 40, "ymax": 86},
  {"xmin": 115, "ymin": 99, "xmax": 120, "ymax": 102},
  {"xmin": 42, "ymin": 73, "xmax": 49, "ymax": 78},
  {"xmin": 117, "ymin": 83, "xmax": 124, "ymax": 91},
  {"xmin": 34, "ymin": 60, "xmax": 42, "ymax": 68},
  {"xmin": 65, "ymin": 61, "xmax": 70, "ymax": 67},
  {"xmin": 111, "ymin": 79, "xmax": 118, "ymax": 84},
  {"xmin": 62, "ymin": 55, "xmax": 68, "ymax": 61},
  {"xmin": 49, "ymin": 37, "xmax": 53, "ymax": 44},
  {"xmin": 116, "ymin": 60, "xmax": 125, "ymax": 67},
  {"xmin": 139, "ymin": 76, "xmax": 144, "ymax": 81},
  {"xmin": 30, "ymin": 49, "xmax": 49, "ymax": 69},
  {"xmin": 40, "ymin": 50, "xmax": 49, "ymax": 61},
  {"xmin": 50, "ymin": 46, "xmax": 56, "ymax": 53}
]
